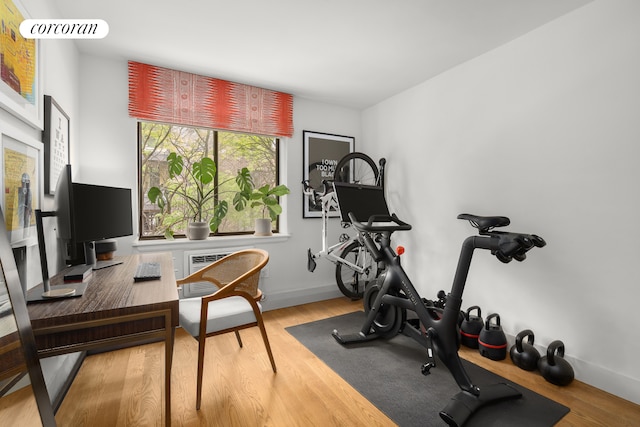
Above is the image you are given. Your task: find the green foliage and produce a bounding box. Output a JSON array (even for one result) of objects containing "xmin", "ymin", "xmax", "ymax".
[
  {"xmin": 147, "ymin": 152, "xmax": 243, "ymax": 236},
  {"xmin": 235, "ymin": 167, "xmax": 290, "ymax": 221},
  {"xmin": 140, "ymin": 122, "xmax": 282, "ymax": 237}
]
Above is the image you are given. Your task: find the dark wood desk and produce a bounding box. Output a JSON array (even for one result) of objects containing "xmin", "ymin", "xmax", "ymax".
[{"xmin": 27, "ymin": 252, "xmax": 178, "ymax": 426}]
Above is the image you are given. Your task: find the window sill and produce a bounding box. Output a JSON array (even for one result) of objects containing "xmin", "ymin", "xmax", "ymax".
[{"xmin": 132, "ymin": 233, "xmax": 291, "ymax": 253}]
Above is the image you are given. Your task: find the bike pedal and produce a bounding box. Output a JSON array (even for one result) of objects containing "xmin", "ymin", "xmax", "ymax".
[
  {"xmin": 307, "ymin": 249, "xmax": 317, "ymax": 272},
  {"xmin": 421, "ymin": 362, "xmax": 436, "ymax": 376}
]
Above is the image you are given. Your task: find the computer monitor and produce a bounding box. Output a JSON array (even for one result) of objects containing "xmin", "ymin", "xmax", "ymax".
[
  {"xmin": 31, "ymin": 165, "xmax": 133, "ymax": 300},
  {"xmin": 54, "ymin": 165, "xmax": 133, "ymax": 266},
  {"xmin": 332, "ymin": 182, "xmax": 389, "ymax": 223}
]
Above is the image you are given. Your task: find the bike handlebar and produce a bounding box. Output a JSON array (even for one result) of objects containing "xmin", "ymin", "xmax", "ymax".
[
  {"xmin": 347, "ymin": 212, "xmax": 412, "ymax": 233},
  {"xmin": 302, "ymin": 179, "xmax": 333, "ymax": 197},
  {"xmin": 490, "ymin": 231, "xmax": 546, "ymax": 263},
  {"xmin": 347, "ymin": 212, "xmax": 411, "ymax": 262},
  {"xmin": 349, "ymin": 211, "xmax": 546, "ymax": 264}
]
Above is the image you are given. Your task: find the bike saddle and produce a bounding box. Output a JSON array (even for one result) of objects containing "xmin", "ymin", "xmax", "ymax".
[{"xmin": 457, "ymin": 213, "xmax": 510, "ymax": 233}]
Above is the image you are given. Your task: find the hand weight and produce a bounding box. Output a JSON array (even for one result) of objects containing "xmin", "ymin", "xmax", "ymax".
[
  {"xmin": 460, "ymin": 306, "xmax": 483, "ymax": 349},
  {"xmin": 509, "ymin": 329, "xmax": 540, "ymax": 371},
  {"xmin": 478, "ymin": 313, "xmax": 507, "ymax": 360},
  {"xmin": 538, "ymin": 340, "xmax": 574, "ymax": 386}
]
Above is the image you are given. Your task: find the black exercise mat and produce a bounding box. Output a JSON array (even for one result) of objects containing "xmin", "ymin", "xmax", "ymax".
[{"xmin": 286, "ymin": 311, "xmax": 569, "ymax": 427}]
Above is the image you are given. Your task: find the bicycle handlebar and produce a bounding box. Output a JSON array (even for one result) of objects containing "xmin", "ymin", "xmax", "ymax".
[
  {"xmin": 349, "ymin": 211, "xmax": 546, "ymax": 264},
  {"xmin": 302, "ymin": 179, "xmax": 333, "ymax": 196},
  {"xmin": 347, "ymin": 212, "xmax": 411, "ymax": 262},
  {"xmin": 490, "ymin": 231, "xmax": 546, "ymax": 263},
  {"xmin": 347, "ymin": 212, "xmax": 412, "ymax": 233},
  {"xmin": 457, "ymin": 214, "xmax": 546, "ymax": 263}
]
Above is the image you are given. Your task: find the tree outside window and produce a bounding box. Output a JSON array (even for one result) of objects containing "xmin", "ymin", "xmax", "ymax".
[{"xmin": 139, "ymin": 122, "xmax": 279, "ymax": 238}]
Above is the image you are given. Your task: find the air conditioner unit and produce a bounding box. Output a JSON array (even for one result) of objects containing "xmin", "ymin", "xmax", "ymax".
[{"xmin": 180, "ymin": 247, "xmax": 250, "ymax": 298}]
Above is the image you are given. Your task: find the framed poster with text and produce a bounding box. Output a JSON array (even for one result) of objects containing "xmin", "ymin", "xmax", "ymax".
[
  {"xmin": 43, "ymin": 95, "xmax": 70, "ymax": 195},
  {"xmin": 302, "ymin": 131, "xmax": 354, "ymax": 218}
]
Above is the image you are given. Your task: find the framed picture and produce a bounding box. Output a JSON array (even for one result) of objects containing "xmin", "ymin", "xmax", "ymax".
[
  {"xmin": 43, "ymin": 95, "xmax": 70, "ymax": 195},
  {"xmin": 0, "ymin": 122, "xmax": 42, "ymax": 248},
  {"xmin": 303, "ymin": 130, "xmax": 354, "ymax": 218},
  {"xmin": 0, "ymin": 0, "xmax": 43, "ymax": 129}
]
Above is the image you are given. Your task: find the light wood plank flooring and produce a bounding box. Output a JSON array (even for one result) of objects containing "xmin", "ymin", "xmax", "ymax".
[{"xmin": 3, "ymin": 297, "xmax": 639, "ymax": 426}]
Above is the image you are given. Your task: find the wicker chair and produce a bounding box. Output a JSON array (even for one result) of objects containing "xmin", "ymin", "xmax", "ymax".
[{"xmin": 176, "ymin": 248, "xmax": 276, "ymax": 409}]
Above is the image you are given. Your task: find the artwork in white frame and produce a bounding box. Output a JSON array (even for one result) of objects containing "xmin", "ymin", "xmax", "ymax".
[{"xmin": 0, "ymin": 123, "xmax": 42, "ymax": 248}]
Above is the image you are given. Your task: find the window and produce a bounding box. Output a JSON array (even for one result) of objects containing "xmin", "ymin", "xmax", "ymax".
[{"xmin": 139, "ymin": 121, "xmax": 280, "ymax": 238}]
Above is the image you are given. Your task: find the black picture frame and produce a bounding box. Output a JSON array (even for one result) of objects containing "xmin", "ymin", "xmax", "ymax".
[
  {"xmin": 43, "ymin": 95, "xmax": 70, "ymax": 196},
  {"xmin": 0, "ymin": 205, "xmax": 56, "ymax": 426},
  {"xmin": 302, "ymin": 130, "xmax": 354, "ymax": 218}
]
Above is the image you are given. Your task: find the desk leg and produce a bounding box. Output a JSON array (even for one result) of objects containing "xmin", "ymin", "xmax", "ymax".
[{"xmin": 165, "ymin": 321, "xmax": 175, "ymax": 427}]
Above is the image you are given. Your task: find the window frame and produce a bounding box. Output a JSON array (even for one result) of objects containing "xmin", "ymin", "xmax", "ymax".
[{"xmin": 137, "ymin": 121, "xmax": 282, "ymax": 240}]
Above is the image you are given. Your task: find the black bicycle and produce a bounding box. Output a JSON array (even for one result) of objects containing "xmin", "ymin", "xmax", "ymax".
[{"xmin": 331, "ymin": 197, "xmax": 546, "ymax": 426}]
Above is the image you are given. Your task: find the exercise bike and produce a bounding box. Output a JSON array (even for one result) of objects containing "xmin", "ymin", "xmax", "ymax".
[{"xmin": 331, "ymin": 195, "xmax": 546, "ymax": 426}]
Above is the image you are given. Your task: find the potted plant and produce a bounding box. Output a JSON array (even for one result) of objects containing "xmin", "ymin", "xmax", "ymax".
[
  {"xmin": 147, "ymin": 152, "xmax": 245, "ymax": 239},
  {"xmin": 235, "ymin": 167, "xmax": 290, "ymax": 236}
]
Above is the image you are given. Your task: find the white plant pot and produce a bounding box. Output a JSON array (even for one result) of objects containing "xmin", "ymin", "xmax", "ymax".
[
  {"xmin": 254, "ymin": 218, "xmax": 273, "ymax": 236},
  {"xmin": 187, "ymin": 221, "xmax": 210, "ymax": 240}
]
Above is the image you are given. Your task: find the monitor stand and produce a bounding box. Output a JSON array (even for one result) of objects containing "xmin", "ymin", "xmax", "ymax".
[
  {"xmin": 31, "ymin": 212, "xmax": 124, "ymax": 303},
  {"xmin": 27, "ymin": 281, "xmax": 89, "ymax": 303},
  {"xmin": 84, "ymin": 241, "xmax": 122, "ymax": 270},
  {"xmin": 30, "ymin": 210, "xmax": 86, "ymax": 303}
]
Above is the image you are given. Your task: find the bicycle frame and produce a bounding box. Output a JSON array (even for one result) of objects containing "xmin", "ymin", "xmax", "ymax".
[
  {"xmin": 362, "ymin": 233, "xmax": 494, "ymax": 393},
  {"xmin": 322, "ymin": 239, "xmax": 370, "ymax": 272},
  {"xmin": 307, "ymin": 190, "xmax": 370, "ymax": 274}
]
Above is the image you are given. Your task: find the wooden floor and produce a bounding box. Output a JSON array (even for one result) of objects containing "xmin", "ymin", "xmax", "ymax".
[{"xmin": 2, "ymin": 297, "xmax": 639, "ymax": 426}]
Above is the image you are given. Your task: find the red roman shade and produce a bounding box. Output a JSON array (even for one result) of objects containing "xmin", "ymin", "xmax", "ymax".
[{"xmin": 128, "ymin": 61, "xmax": 293, "ymax": 138}]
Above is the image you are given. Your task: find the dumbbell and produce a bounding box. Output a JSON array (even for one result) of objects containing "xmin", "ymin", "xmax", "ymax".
[
  {"xmin": 509, "ymin": 329, "xmax": 540, "ymax": 371},
  {"xmin": 460, "ymin": 306, "xmax": 483, "ymax": 349},
  {"xmin": 478, "ymin": 313, "xmax": 507, "ymax": 361},
  {"xmin": 539, "ymin": 340, "xmax": 574, "ymax": 386}
]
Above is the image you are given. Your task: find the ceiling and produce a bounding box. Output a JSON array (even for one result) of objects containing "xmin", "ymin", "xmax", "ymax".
[{"xmin": 52, "ymin": 0, "xmax": 591, "ymax": 109}]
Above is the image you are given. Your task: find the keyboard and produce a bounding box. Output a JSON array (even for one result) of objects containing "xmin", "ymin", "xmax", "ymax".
[{"xmin": 134, "ymin": 262, "xmax": 162, "ymax": 282}]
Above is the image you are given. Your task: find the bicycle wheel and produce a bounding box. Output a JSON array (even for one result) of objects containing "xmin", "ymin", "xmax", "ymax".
[
  {"xmin": 363, "ymin": 274, "xmax": 406, "ymax": 338},
  {"xmin": 334, "ymin": 152, "xmax": 379, "ymax": 186},
  {"xmin": 335, "ymin": 240, "xmax": 377, "ymax": 299}
]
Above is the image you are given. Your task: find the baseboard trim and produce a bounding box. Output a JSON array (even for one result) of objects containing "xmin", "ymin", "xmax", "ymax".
[
  {"xmin": 503, "ymin": 332, "xmax": 639, "ymax": 405},
  {"xmin": 262, "ymin": 283, "xmax": 343, "ymax": 311}
]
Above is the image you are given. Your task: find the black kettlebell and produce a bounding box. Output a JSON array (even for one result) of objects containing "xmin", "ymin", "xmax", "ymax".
[
  {"xmin": 460, "ymin": 306, "xmax": 484, "ymax": 349},
  {"xmin": 509, "ymin": 329, "xmax": 540, "ymax": 371},
  {"xmin": 538, "ymin": 340, "xmax": 574, "ymax": 386},
  {"xmin": 478, "ymin": 313, "xmax": 507, "ymax": 360}
]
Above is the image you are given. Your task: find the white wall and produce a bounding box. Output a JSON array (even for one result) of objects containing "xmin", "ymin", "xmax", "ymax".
[
  {"xmin": 2, "ymin": 0, "xmax": 80, "ymax": 285},
  {"xmin": 362, "ymin": 0, "xmax": 639, "ymax": 404},
  {"xmin": 75, "ymin": 54, "xmax": 361, "ymax": 309},
  {"xmin": 4, "ymin": 0, "xmax": 83, "ymax": 405}
]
